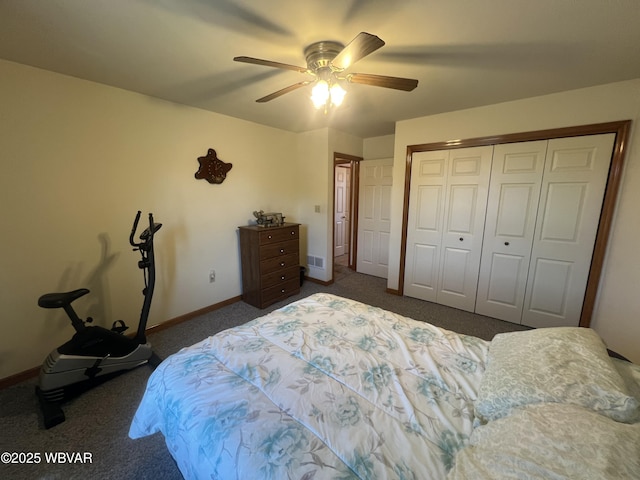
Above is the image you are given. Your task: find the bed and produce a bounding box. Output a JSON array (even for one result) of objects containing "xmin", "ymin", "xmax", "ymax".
[{"xmin": 129, "ymin": 293, "xmax": 640, "ymax": 479}]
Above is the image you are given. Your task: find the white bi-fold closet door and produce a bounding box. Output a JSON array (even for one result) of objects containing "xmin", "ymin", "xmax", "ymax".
[
  {"xmin": 403, "ymin": 146, "xmax": 493, "ymax": 312},
  {"xmin": 476, "ymin": 134, "xmax": 615, "ymax": 327},
  {"xmin": 405, "ymin": 133, "xmax": 616, "ymax": 328}
]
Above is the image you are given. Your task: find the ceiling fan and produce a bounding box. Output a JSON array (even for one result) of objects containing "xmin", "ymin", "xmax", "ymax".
[{"xmin": 234, "ymin": 32, "xmax": 418, "ymax": 109}]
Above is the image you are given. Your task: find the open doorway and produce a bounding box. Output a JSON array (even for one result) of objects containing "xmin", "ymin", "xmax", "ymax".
[{"xmin": 333, "ymin": 152, "xmax": 361, "ymax": 281}]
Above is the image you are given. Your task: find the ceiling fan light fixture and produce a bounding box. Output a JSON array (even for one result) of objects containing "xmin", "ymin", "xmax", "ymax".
[
  {"xmin": 330, "ymin": 82, "xmax": 346, "ymax": 106},
  {"xmin": 311, "ymin": 79, "xmax": 346, "ymax": 110},
  {"xmin": 311, "ymin": 79, "xmax": 330, "ymax": 108}
]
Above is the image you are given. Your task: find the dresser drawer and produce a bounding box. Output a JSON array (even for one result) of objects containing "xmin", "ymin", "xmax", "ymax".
[
  {"xmin": 261, "ymin": 266, "xmax": 299, "ymax": 289},
  {"xmin": 260, "ymin": 253, "xmax": 299, "ymax": 274},
  {"xmin": 259, "ymin": 226, "xmax": 299, "ymax": 245},
  {"xmin": 261, "ymin": 278, "xmax": 300, "ymax": 305},
  {"xmin": 259, "ymin": 239, "xmax": 299, "ymax": 260}
]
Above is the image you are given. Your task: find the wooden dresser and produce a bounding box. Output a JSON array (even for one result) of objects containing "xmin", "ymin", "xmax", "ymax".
[{"xmin": 238, "ymin": 223, "xmax": 300, "ymax": 308}]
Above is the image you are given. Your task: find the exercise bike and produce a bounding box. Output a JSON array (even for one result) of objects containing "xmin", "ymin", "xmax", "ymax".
[{"xmin": 35, "ymin": 211, "xmax": 162, "ymax": 429}]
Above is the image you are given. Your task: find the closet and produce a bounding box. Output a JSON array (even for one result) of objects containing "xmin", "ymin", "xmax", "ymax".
[{"xmin": 404, "ymin": 133, "xmax": 616, "ymax": 328}]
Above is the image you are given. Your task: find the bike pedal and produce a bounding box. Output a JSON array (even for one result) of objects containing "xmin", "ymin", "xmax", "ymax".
[{"xmin": 111, "ymin": 320, "xmax": 129, "ymax": 333}]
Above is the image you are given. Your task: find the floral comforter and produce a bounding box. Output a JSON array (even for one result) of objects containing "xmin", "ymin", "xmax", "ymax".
[{"xmin": 129, "ymin": 293, "xmax": 489, "ymax": 479}]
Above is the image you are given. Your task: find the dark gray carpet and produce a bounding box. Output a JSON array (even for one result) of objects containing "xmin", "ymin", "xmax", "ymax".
[{"xmin": 0, "ymin": 270, "xmax": 528, "ymax": 479}]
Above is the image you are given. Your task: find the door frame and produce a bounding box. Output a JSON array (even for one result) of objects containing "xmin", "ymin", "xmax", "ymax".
[
  {"xmin": 397, "ymin": 120, "xmax": 632, "ymax": 328},
  {"xmin": 332, "ymin": 152, "xmax": 362, "ymax": 281}
]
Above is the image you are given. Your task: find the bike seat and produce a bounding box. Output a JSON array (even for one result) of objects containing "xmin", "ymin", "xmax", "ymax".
[{"xmin": 38, "ymin": 288, "xmax": 90, "ymax": 309}]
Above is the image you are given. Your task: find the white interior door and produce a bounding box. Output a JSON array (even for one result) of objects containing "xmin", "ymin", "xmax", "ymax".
[
  {"xmin": 357, "ymin": 158, "xmax": 393, "ymax": 278},
  {"xmin": 522, "ymin": 134, "xmax": 615, "ymax": 328},
  {"xmin": 437, "ymin": 146, "xmax": 493, "ymax": 311},
  {"xmin": 404, "ymin": 146, "xmax": 493, "ymax": 311},
  {"xmin": 475, "ymin": 140, "xmax": 548, "ymax": 322},
  {"xmin": 334, "ymin": 165, "xmax": 349, "ymax": 258}
]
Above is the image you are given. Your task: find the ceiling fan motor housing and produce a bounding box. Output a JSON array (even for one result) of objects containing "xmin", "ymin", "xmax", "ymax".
[{"xmin": 304, "ymin": 41, "xmax": 345, "ymax": 73}]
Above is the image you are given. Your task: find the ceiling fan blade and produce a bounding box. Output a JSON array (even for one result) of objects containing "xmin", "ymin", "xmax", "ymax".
[
  {"xmin": 234, "ymin": 56, "xmax": 308, "ymax": 73},
  {"xmin": 346, "ymin": 73, "xmax": 418, "ymax": 91},
  {"xmin": 256, "ymin": 81, "xmax": 312, "ymax": 102},
  {"xmin": 331, "ymin": 32, "xmax": 385, "ymax": 71}
]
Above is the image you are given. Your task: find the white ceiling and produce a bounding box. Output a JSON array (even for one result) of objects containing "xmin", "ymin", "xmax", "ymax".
[{"xmin": 2, "ymin": 0, "xmax": 640, "ymax": 138}]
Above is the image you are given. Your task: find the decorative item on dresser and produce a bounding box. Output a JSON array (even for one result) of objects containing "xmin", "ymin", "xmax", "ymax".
[{"xmin": 238, "ymin": 223, "xmax": 300, "ymax": 308}]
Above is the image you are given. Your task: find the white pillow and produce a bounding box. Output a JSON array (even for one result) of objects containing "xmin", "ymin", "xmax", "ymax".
[
  {"xmin": 474, "ymin": 327, "xmax": 639, "ymax": 423},
  {"xmin": 448, "ymin": 403, "xmax": 640, "ymax": 480}
]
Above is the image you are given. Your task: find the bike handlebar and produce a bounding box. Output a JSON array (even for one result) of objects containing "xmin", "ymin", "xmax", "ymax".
[
  {"xmin": 130, "ymin": 211, "xmax": 162, "ymax": 249},
  {"xmin": 129, "ymin": 210, "xmax": 142, "ymax": 247}
]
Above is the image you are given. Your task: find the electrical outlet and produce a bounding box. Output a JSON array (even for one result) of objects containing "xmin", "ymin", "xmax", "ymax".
[{"xmin": 209, "ymin": 269, "xmax": 216, "ymax": 283}]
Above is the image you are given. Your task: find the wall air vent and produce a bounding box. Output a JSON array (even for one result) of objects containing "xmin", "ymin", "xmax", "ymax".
[{"xmin": 306, "ymin": 255, "xmax": 325, "ymax": 270}]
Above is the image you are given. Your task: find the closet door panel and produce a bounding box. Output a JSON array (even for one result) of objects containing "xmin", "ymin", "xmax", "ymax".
[
  {"xmin": 522, "ymin": 134, "xmax": 615, "ymax": 328},
  {"xmin": 440, "ymin": 247, "xmax": 471, "ymax": 295},
  {"xmin": 411, "ymin": 244, "xmax": 439, "ymax": 291},
  {"xmin": 475, "ymin": 141, "xmax": 547, "ymax": 322},
  {"xmin": 437, "ymin": 146, "xmax": 493, "ymax": 312},
  {"xmin": 404, "ymin": 152, "xmax": 448, "ymax": 302},
  {"xmin": 539, "ymin": 183, "xmax": 587, "ymax": 243},
  {"xmin": 495, "ymin": 184, "xmax": 537, "ymax": 236},
  {"xmin": 527, "ymin": 258, "xmax": 572, "ymax": 317},
  {"xmin": 484, "ymin": 253, "xmax": 527, "ymax": 306}
]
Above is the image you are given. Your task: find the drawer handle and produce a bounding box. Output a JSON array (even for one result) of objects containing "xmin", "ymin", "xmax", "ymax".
[
  {"xmin": 504, "ymin": 241, "xmax": 510, "ymax": 246},
  {"xmin": 280, "ymin": 248, "xmax": 285, "ymax": 253},
  {"xmin": 290, "ymin": 231, "xmax": 295, "ymax": 235},
  {"xmin": 268, "ymin": 235, "xmax": 272, "ymax": 239},
  {"xmin": 280, "ymin": 262, "xmax": 285, "ymax": 267},
  {"xmin": 281, "ymin": 275, "xmax": 285, "ymax": 280},
  {"xmin": 281, "ymin": 289, "xmax": 285, "ymax": 293}
]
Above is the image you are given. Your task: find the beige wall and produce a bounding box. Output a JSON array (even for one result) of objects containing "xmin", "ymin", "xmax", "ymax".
[
  {"xmin": 0, "ymin": 59, "xmax": 301, "ymax": 379},
  {"xmin": 364, "ymin": 134, "xmax": 394, "ymax": 160},
  {"xmin": 389, "ymin": 79, "xmax": 640, "ymax": 363},
  {"xmin": 294, "ymin": 129, "xmax": 330, "ymax": 281}
]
